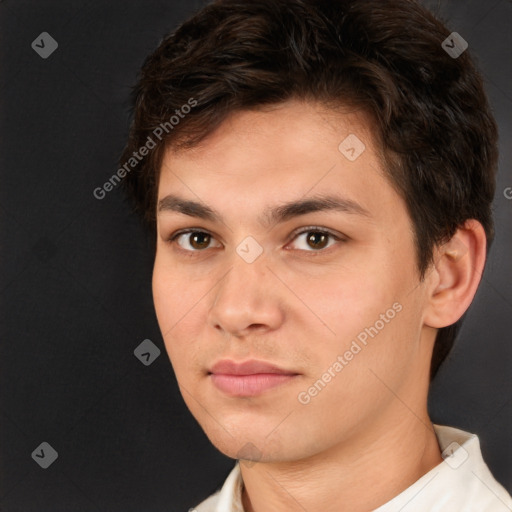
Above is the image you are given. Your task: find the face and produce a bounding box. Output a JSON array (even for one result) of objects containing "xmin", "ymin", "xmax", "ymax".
[{"xmin": 152, "ymin": 100, "xmax": 435, "ymax": 463}]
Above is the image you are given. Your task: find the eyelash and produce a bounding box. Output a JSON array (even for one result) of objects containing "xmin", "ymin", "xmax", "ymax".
[{"xmin": 167, "ymin": 226, "xmax": 345, "ymax": 257}]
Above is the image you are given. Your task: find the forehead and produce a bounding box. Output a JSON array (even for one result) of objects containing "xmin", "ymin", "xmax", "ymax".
[
  {"xmin": 156, "ymin": 100, "xmax": 402, "ymax": 227},
  {"xmin": 165, "ymin": 100, "xmax": 380, "ymax": 167}
]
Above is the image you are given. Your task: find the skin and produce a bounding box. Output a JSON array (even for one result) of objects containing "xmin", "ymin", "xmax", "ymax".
[{"xmin": 152, "ymin": 99, "xmax": 487, "ymax": 511}]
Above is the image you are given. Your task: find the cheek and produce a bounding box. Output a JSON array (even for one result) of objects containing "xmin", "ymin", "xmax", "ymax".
[
  {"xmin": 152, "ymin": 257, "xmax": 208, "ymax": 374},
  {"xmin": 152, "ymin": 260, "xmax": 189, "ymax": 362},
  {"xmin": 325, "ymin": 273, "xmax": 389, "ymax": 330},
  {"xmin": 152, "ymin": 261, "xmax": 174, "ymax": 334},
  {"xmin": 315, "ymin": 268, "xmax": 418, "ymax": 371},
  {"xmin": 152, "ymin": 255, "xmax": 201, "ymax": 333}
]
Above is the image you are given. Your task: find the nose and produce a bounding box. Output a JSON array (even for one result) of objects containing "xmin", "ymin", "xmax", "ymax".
[{"xmin": 207, "ymin": 250, "xmax": 285, "ymax": 338}]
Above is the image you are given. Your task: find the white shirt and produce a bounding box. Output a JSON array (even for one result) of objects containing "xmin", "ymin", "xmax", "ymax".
[{"xmin": 193, "ymin": 424, "xmax": 512, "ymax": 512}]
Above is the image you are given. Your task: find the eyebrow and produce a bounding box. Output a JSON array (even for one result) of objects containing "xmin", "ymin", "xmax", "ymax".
[{"xmin": 157, "ymin": 193, "xmax": 371, "ymax": 227}]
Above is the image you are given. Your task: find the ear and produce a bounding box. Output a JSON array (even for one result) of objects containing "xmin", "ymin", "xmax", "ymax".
[{"xmin": 423, "ymin": 219, "xmax": 487, "ymax": 329}]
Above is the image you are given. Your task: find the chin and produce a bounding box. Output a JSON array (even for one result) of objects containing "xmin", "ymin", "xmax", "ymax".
[{"xmin": 200, "ymin": 418, "xmax": 301, "ymax": 464}]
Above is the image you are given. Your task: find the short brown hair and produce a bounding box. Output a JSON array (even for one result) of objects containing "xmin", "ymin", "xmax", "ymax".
[{"xmin": 120, "ymin": 0, "xmax": 499, "ymax": 380}]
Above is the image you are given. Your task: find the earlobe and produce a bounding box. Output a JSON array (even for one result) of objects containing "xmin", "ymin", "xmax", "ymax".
[{"xmin": 423, "ymin": 219, "xmax": 487, "ymax": 329}]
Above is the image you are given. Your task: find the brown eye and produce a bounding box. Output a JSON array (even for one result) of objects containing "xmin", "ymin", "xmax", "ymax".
[
  {"xmin": 171, "ymin": 230, "xmax": 221, "ymax": 252},
  {"xmin": 289, "ymin": 228, "xmax": 340, "ymax": 252},
  {"xmin": 306, "ymin": 232, "xmax": 329, "ymax": 250},
  {"xmin": 188, "ymin": 232, "xmax": 211, "ymax": 250}
]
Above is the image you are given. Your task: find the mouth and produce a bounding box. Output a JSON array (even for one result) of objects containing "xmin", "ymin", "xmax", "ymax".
[{"xmin": 208, "ymin": 359, "xmax": 300, "ymax": 397}]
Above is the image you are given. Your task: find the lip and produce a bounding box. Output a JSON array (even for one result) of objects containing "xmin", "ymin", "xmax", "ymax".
[{"xmin": 208, "ymin": 359, "xmax": 299, "ymax": 397}]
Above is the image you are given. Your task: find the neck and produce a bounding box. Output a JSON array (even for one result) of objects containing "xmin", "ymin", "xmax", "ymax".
[{"xmin": 240, "ymin": 409, "xmax": 443, "ymax": 512}]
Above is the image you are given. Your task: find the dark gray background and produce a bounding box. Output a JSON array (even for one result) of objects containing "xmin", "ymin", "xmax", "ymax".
[{"xmin": 0, "ymin": 1, "xmax": 510, "ymax": 511}]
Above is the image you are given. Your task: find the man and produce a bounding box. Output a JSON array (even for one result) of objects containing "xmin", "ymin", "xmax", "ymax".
[{"xmin": 120, "ymin": 0, "xmax": 512, "ymax": 510}]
